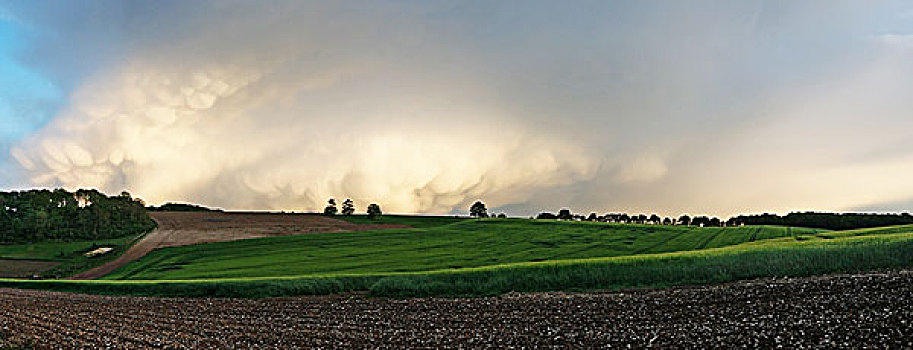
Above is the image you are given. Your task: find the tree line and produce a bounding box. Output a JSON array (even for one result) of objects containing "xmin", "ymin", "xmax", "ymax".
[
  {"xmin": 728, "ymin": 212, "xmax": 913, "ymax": 231},
  {"xmin": 0, "ymin": 189, "xmax": 157, "ymax": 243},
  {"xmin": 533, "ymin": 209, "xmax": 723, "ymax": 227},
  {"xmin": 471, "ymin": 201, "xmax": 913, "ymax": 230},
  {"xmin": 147, "ymin": 203, "xmax": 223, "ymax": 212}
]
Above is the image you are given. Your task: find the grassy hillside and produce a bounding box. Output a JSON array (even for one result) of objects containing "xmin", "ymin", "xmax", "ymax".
[
  {"xmin": 2, "ymin": 228, "xmax": 911, "ymax": 298},
  {"xmin": 104, "ymin": 219, "xmax": 825, "ymax": 280},
  {"xmin": 332, "ymin": 214, "xmax": 466, "ymax": 228}
]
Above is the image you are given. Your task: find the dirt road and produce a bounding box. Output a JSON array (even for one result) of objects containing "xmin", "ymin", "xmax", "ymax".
[
  {"xmin": 4, "ymin": 270, "xmax": 912, "ymax": 348},
  {"xmin": 69, "ymin": 212, "xmax": 408, "ymax": 280}
]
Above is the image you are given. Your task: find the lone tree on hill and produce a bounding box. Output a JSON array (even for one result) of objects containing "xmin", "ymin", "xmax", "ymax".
[
  {"xmin": 341, "ymin": 198, "xmax": 355, "ymax": 215},
  {"xmin": 470, "ymin": 201, "xmax": 488, "ymax": 218},
  {"xmin": 323, "ymin": 198, "xmax": 338, "ymax": 216},
  {"xmin": 367, "ymin": 203, "xmax": 382, "ymax": 219}
]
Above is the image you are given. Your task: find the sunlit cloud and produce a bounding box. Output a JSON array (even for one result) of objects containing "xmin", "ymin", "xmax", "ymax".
[
  {"xmin": 11, "ymin": 60, "xmax": 598, "ymax": 212},
  {"xmin": 4, "ymin": 1, "xmax": 913, "ymax": 216}
]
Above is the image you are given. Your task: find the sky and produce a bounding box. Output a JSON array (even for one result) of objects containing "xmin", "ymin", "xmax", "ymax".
[{"xmin": 1, "ymin": 1, "xmax": 913, "ymax": 217}]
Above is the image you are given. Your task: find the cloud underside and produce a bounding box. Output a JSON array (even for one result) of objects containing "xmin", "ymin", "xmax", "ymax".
[
  {"xmin": 6, "ymin": 1, "xmax": 913, "ymax": 216},
  {"xmin": 11, "ymin": 62, "xmax": 598, "ymax": 212}
]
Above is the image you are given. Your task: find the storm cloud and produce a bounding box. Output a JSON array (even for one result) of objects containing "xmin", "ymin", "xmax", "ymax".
[{"xmin": 3, "ymin": 1, "xmax": 913, "ymax": 216}]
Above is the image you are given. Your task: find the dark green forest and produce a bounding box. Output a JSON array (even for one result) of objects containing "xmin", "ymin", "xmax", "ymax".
[{"xmin": 0, "ymin": 189, "xmax": 156, "ymax": 243}]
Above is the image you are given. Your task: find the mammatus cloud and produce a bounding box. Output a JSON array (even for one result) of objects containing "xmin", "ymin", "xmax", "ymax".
[
  {"xmin": 11, "ymin": 61, "xmax": 599, "ymax": 212},
  {"xmin": 6, "ymin": 1, "xmax": 913, "ymax": 216}
]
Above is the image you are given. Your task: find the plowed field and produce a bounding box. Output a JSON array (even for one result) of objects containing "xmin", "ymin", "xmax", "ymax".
[{"xmin": 3, "ymin": 270, "xmax": 911, "ymax": 348}]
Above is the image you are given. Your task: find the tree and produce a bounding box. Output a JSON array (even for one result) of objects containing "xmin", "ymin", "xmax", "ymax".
[
  {"xmin": 587, "ymin": 213, "xmax": 598, "ymax": 221},
  {"xmin": 678, "ymin": 215, "xmax": 691, "ymax": 226},
  {"xmin": 366, "ymin": 203, "xmax": 382, "ymax": 219},
  {"xmin": 0, "ymin": 188, "xmax": 155, "ymax": 244},
  {"xmin": 662, "ymin": 217, "xmax": 672, "ymax": 225},
  {"xmin": 557, "ymin": 208, "xmax": 573, "ymax": 220},
  {"xmin": 341, "ymin": 198, "xmax": 355, "ymax": 215},
  {"xmin": 709, "ymin": 217, "xmax": 722, "ymax": 227},
  {"xmin": 536, "ymin": 212, "xmax": 557, "ymax": 220},
  {"xmin": 323, "ymin": 198, "xmax": 337, "ymax": 216},
  {"xmin": 692, "ymin": 216, "xmax": 710, "ymax": 227},
  {"xmin": 469, "ymin": 201, "xmax": 488, "ymax": 218},
  {"xmin": 497, "ymin": 213, "xmax": 507, "ymax": 219},
  {"xmin": 649, "ymin": 214, "xmax": 661, "ymax": 225}
]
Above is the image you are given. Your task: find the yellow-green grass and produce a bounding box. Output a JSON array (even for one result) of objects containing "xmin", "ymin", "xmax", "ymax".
[
  {"xmin": 0, "ymin": 234, "xmax": 145, "ymax": 278},
  {"xmin": 103, "ymin": 220, "xmax": 826, "ymax": 280},
  {"xmin": 1, "ymin": 229, "xmax": 911, "ymax": 298}
]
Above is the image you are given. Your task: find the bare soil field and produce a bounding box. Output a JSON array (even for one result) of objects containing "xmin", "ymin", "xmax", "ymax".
[
  {"xmin": 3, "ymin": 270, "xmax": 912, "ymax": 348},
  {"xmin": 0, "ymin": 260, "xmax": 58, "ymax": 278},
  {"xmin": 69, "ymin": 212, "xmax": 409, "ymax": 280}
]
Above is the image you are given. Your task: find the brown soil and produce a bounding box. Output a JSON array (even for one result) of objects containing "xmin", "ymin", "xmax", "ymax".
[
  {"xmin": 0, "ymin": 260, "xmax": 59, "ymax": 278},
  {"xmin": 2, "ymin": 270, "xmax": 912, "ymax": 348},
  {"xmin": 69, "ymin": 212, "xmax": 408, "ymax": 280}
]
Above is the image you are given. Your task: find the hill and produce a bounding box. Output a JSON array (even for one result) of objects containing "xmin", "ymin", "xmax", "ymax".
[
  {"xmin": 103, "ymin": 219, "xmax": 826, "ymax": 280},
  {"xmin": 1, "ymin": 223, "xmax": 910, "ymax": 298}
]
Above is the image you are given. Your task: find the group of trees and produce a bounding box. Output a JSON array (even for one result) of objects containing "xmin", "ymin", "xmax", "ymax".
[
  {"xmin": 532, "ymin": 210, "xmax": 725, "ymax": 227},
  {"xmin": 147, "ymin": 203, "xmax": 222, "ymax": 212},
  {"xmin": 528, "ymin": 207, "xmax": 913, "ymax": 230},
  {"xmin": 469, "ymin": 201, "xmax": 506, "ymax": 219},
  {"xmin": 0, "ymin": 189, "xmax": 157, "ymax": 243},
  {"xmin": 323, "ymin": 198, "xmax": 383, "ymax": 218},
  {"xmin": 728, "ymin": 212, "xmax": 913, "ymax": 231}
]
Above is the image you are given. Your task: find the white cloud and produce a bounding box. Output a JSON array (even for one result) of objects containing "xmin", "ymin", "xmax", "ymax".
[
  {"xmin": 8, "ymin": 1, "xmax": 913, "ymax": 216},
  {"xmin": 12, "ymin": 59, "xmax": 599, "ymax": 213}
]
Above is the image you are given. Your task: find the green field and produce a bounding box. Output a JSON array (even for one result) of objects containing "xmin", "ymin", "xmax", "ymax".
[
  {"xmin": 0, "ymin": 234, "xmax": 144, "ymax": 278},
  {"xmin": 333, "ymin": 214, "xmax": 466, "ymax": 229},
  {"xmin": 1, "ymin": 226, "xmax": 911, "ymax": 298},
  {"xmin": 2, "ymin": 218, "xmax": 911, "ymax": 298},
  {"xmin": 103, "ymin": 220, "xmax": 827, "ymax": 280}
]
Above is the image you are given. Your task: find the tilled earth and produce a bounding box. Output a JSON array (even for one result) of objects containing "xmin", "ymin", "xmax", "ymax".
[{"xmin": 2, "ymin": 270, "xmax": 913, "ymax": 349}]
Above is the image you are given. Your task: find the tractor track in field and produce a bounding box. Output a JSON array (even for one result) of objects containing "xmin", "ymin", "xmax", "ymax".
[
  {"xmin": 695, "ymin": 227, "xmax": 726, "ymax": 250},
  {"xmin": 632, "ymin": 228, "xmax": 690, "ymax": 255},
  {"xmin": 3, "ymin": 269, "xmax": 912, "ymax": 348},
  {"xmin": 748, "ymin": 226, "xmax": 762, "ymax": 242}
]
